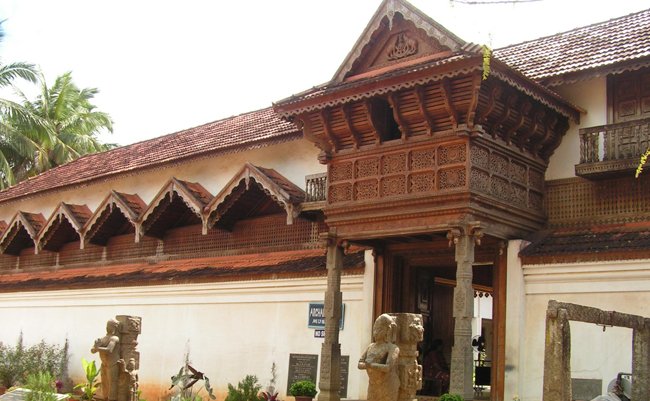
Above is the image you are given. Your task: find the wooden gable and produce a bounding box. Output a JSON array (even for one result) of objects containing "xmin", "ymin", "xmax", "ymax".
[{"xmin": 333, "ymin": 0, "xmax": 465, "ymax": 83}]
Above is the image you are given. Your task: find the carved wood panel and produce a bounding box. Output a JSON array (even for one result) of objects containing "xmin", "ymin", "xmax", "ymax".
[
  {"xmin": 328, "ymin": 141, "xmax": 468, "ymax": 205},
  {"xmin": 469, "ymin": 142, "xmax": 545, "ymax": 212}
]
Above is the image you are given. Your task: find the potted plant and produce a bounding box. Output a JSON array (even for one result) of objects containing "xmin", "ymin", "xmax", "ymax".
[{"xmin": 288, "ymin": 380, "xmax": 317, "ymax": 401}]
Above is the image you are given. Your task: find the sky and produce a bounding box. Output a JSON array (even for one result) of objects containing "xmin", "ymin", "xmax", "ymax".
[{"xmin": 0, "ymin": 0, "xmax": 648, "ymax": 146}]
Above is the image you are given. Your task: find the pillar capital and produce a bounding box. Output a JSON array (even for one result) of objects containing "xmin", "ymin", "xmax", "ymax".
[{"xmin": 446, "ymin": 222, "xmax": 485, "ymax": 247}]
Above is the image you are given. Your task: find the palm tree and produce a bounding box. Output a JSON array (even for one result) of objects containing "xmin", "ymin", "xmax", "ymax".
[
  {"xmin": 8, "ymin": 71, "xmax": 114, "ymax": 182},
  {"xmin": 0, "ymin": 21, "xmax": 39, "ymax": 188}
]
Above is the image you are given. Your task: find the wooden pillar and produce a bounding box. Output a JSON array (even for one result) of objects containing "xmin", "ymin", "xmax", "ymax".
[
  {"xmin": 542, "ymin": 306, "xmax": 571, "ymax": 401},
  {"xmin": 448, "ymin": 229, "xmax": 476, "ymax": 400},
  {"xmin": 490, "ymin": 242, "xmax": 507, "ymax": 401},
  {"xmin": 632, "ymin": 326, "xmax": 650, "ymax": 400},
  {"xmin": 318, "ymin": 235, "xmax": 343, "ymax": 401}
]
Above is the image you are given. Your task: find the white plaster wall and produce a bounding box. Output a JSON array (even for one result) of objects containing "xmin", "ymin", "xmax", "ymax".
[
  {"xmin": 0, "ymin": 138, "xmax": 324, "ymax": 222},
  {"xmin": 546, "ymin": 77, "xmax": 608, "ymax": 180},
  {"xmin": 516, "ymin": 258, "xmax": 650, "ymax": 401},
  {"xmin": 0, "ymin": 250, "xmax": 375, "ymax": 401},
  {"xmin": 503, "ymin": 240, "xmax": 527, "ymax": 401}
]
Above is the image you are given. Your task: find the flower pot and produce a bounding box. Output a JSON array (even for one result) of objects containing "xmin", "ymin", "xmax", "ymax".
[
  {"xmin": 0, "ymin": 386, "xmax": 7, "ymax": 396},
  {"xmin": 294, "ymin": 397, "xmax": 313, "ymax": 401}
]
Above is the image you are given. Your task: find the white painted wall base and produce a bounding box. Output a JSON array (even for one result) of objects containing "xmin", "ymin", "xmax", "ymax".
[{"xmin": 0, "ymin": 251, "xmax": 375, "ymax": 401}]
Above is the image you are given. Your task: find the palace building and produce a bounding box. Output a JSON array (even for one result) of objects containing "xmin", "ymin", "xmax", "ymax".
[{"xmin": 1, "ymin": 1, "xmax": 649, "ymax": 401}]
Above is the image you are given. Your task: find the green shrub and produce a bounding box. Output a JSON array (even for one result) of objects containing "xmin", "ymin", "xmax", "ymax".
[
  {"xmin": 288, "ymin": 380, "xmax": 317, "ymax": 398},
  {"xmin": 0, "ymin": 333, "xmax": 69, "ymax": 389},
  {"xmin": 73, "ymin": 359, "xmax": 100, "ymax": 400},
  {"xmin": 224, "ymin": 375, "xmax": 263, "ymax": 401},
  {"xmin": 24, "ymin": 372, "xmax": 57, "ymax": 401},
  {"xmin": 438, "ymin": 394, "xmax": 463, "ymax": 401}
]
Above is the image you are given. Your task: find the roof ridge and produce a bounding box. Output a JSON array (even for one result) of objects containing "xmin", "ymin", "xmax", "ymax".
[{"xmin": 496, "ymin": 7, "xmax": 650, "ymax": 51}]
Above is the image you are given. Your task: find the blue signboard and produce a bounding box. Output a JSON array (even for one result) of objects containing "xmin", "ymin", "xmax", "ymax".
[{"xmin": 308, "ymin": 302, "xmax": 345, "ymax": 329}]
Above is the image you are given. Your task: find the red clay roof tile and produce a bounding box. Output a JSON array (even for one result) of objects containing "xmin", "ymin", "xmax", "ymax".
[
  {"xmin": 494, "ymin": 8, "xmax": 650, "ymax": 82},
  {"xmin": 0, "ymin": 107, "xmax": 301, "ymax": 204},
  {"xmin": 0, "ymin": 249, "xmax": 365, "ymax": 291}
]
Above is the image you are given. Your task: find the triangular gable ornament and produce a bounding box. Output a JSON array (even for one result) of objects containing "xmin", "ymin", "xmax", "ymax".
[{"xmin": 332, "ymin": 0, "xmax": 466, "ymax": 83}]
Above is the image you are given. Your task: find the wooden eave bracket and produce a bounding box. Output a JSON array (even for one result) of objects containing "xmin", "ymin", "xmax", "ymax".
[
  {"xmin": 414, "ymin": 85, "xmax": 435, "ymax": 135},
  {"xmin": 441, "ymin": 77, "xmax": 458, "ymax": 128}
]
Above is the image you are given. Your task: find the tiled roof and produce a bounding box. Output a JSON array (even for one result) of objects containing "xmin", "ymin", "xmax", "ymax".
[
  {"xmin": 494, "ymin": 8, "xmax": 650, "ymax": 82},
  {"xmin": 0, "ymin": 249, "xmax": 365, "ymax": 292},
  {"xmin": 254, "ymin": 165, "xmax": 306, "ymax": 203},
  {"xmin": 0, "ymin": 107, "xmax": 301, "ymax": 204},
  {"xmin": 520, "ymin": 223, "xmax": 650, "ymax": 264}
]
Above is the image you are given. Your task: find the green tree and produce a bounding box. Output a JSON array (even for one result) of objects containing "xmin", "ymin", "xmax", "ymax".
[
  {"xmin": 0, "ymin": 21, "xmax": 39, "ymax": 188},
  {"xmin": 8, "ymin": 71, "xmax": 114, "ymax": 182}
]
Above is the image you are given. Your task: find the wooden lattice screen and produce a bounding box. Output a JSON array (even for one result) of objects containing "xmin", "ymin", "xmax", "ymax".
[{"xmin": 0, "ymin": 214, "xmax": 325, "ymax": 271}]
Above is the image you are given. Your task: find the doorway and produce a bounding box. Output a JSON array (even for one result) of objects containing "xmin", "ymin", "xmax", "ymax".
[{"xmin": 372, "ymin": 239, "xmax": 505, "ymax": 400}]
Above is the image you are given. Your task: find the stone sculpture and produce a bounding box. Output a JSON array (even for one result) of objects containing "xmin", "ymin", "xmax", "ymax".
[
  {"xmin": 358, "ymin": 314, "xmax": 400, "ymax": 401},
  {"xmin": 391, "ymin": 313, "xmax": 423, "ymax": 401},
  {"xmin": 92, "ymin": 316, "xmax": 142, "ymax": 401}
]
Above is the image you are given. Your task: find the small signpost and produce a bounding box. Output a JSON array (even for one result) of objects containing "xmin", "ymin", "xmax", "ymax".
[{"xmin": 308, "ymin": 302, "xmax": 345, "ymax": 330}]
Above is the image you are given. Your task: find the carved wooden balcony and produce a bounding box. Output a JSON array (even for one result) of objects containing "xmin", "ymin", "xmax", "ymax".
[{"xmin": 576, "ymin": 117, "xmax": 650, "ymax": 178}]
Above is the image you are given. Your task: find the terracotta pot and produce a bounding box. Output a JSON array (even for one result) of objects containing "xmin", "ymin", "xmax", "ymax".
[
  {"xmin": 0, "ymin": 386, "xmax": 7, "ymax": 396},
  {"xmin": 294, "ymin": 396, "xmax": 313, "ymax": 401}
]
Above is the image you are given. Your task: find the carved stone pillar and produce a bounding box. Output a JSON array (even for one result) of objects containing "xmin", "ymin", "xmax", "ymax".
[
  {"xmin": 391, "ymin": 313, "xmax": 423, "ymax": 401},
  {"xmin": 632, "ymin": 326, "xmax": 650, "ymax": 400},
  {"xmin": 318, "ymin": 235, "xmax": 343, "ymax": 401},
  {"xmin": 542, "ymin": 306, "xmax": 571, "ymax": 401},
  {"xmin": 448, "ymin": 228, "xmax": 477, "ymax": 400}
]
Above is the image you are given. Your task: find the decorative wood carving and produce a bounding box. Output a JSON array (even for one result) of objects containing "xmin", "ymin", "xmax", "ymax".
[
  {"xmin": 341, "ymin": 104, "xmax": 362, "ymax": 149},
  {"xmin": 441, "ymin": 77, "xmax": 458, "ymax": 128},
  {"xmin": 504, "ymin": 100, "xmax": 530, "ymax": 145},
  {"xmin": 320, "ymin": 109, "xmax": 340, "ymax": 152},
  {"xmin": 387, "ymin": 92, "xmax": 409, "ymax": 139},
  {"xmin": 466, "ymin": 73, "xmax": 483, "ymax": 129},
  {"xmin": 364, "ymin": 99, "xmax": 383, "ymax": 145},
  {"xmin": 414, "ymin": 86, "xmax": 435, "ymax": 135},
  {"xmin": 387, "ymin": 32, "xmax": 418, "ymax": 60}
]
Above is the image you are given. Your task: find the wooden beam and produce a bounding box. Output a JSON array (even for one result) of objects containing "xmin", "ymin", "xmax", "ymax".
[
  {"xmin": 466, "ymin": 72, "xmax": 483, "ymax": 129},
  {"xmin": 504, "ymin": 100, "xmax": 530, "ymax": 145},
  {"xmin": 441, "ymin": 77, "xmax": 458, "ymax": 128},
  {"xmin": 341, "ymin": 104, "xmax": 362, "ymax": 149},
  {"xmin": 364, "ymin": 99, "xmax": 383, "ymax": 145},
  {"xmin": 320, "ymin": 109, "xmax": 339, "ymax": 152},
  {"xmin": 414, "ymin": 86, "xmax": 435, "ymax": 136},
  {"xmin": 387, "ymin": 92, "xmax": 409, "ymax": 140}
]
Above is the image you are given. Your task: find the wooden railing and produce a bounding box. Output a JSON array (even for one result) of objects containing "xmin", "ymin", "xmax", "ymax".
[
  {"xmin": 579, "ymin": 118, "xmax": 650, "ymax": 163},
  {"xmin": 305, "ymin": 173, "xmax": 327, "ymax": 202},
  {"xmin": 577, "ymin": 117, "xmax": 650, "ymax": 177}
]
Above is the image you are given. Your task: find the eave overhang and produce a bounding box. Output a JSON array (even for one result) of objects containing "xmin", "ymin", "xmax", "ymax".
[
  {"xmin": 275, "ymin": 54, "xmax": 581, "ymax": 125},
  {"xmin": 204, "ymin": 163, "xmax": 306, "ymax": 231},
  {"xmin": 0, "ymin": 212, "xmax": 45, "ymax": 255}
]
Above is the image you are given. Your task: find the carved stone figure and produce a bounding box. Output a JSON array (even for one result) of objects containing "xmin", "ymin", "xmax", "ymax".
[
  {"xmin": 92, "ymin": 316, "xmax": 142, "ymax": 401},
  {"xmin": 358, "ymin": 314, "xmax": 400, "ymax": 401},
  {"xmin": 92, "ymin": 319, "xmax": 121, "ymax": 401},
  {"xmin": 118, "ymin": 358, "xmax": 139, "ymax": 401},
  {"xmin": 391, "ymin": 313, "xmax": 423, "ymax": 401}
]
